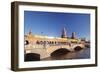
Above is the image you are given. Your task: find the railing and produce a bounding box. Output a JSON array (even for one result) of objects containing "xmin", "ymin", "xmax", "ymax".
[{"xmin": 25, "ymin": 41, "xmax": 84, "ymax": 50}]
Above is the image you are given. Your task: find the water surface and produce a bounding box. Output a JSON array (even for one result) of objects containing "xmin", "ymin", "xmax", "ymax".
[{"xmin": 42, "ymin": 48, "xmax": 90, "ymax": 60}]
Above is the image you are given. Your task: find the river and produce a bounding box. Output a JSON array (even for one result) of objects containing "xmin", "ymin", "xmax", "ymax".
[{"xmin": 41, "ymin": 48, "xmax": 90, "ymax": 60}]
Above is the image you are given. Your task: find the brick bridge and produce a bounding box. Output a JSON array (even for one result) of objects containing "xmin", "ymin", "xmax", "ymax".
[
  {"xmin": 24, "ymin": 28, "xmax": 85, "ymax": 60},
  {"xmin": 25, "ymin": 43, "xmax": 85, "ymax": 59}
]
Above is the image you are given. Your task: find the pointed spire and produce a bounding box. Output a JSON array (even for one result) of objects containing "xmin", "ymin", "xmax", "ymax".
[{"xmin": 61, "ymin": 27, "xmax": 67, "ymax": 38}]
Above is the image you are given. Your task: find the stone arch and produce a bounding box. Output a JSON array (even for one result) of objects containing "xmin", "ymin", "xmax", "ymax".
[
  {"xmin": 24, "ymin": 53, "xmax": 40, "ymax": 61},
  {"xmin": 74, "ymin": 46, "xmax": 83, "ymax": 51},
  {"xmin": 50, "ymin": 48, "xmax": 70, "ymax": 57}
]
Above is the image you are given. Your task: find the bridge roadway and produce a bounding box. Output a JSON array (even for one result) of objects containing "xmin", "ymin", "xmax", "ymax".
[{"xmin": 25, "ymin": 43, "xmax": 85, "ymax": 59}]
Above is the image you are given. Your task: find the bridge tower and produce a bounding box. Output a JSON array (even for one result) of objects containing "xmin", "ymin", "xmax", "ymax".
[
  {"xmin": 71, "ymin": 32, "xmax": 76, "ymax": 39},
  {"xmin": 61, "ymin": 27, "xmax": 67, "ymax": 38}
]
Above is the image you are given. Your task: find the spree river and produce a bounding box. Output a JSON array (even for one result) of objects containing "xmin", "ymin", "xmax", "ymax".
[{"xmin": 42, "ymin": 48, "xmax": 90, "ymax": 60}]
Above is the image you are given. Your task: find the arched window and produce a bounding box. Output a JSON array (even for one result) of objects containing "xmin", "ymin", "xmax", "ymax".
[
  {"xmin": 24, "ymin": 40, "xmax": 29, "ymax": 45},
  {"xmin": 50, "ymin": 41, "xmax": 52, "ymax": 44},
  {"xmin": 36, "ymin": 40, "xmax": 40, "ymax": 44},
  {"xmin": 52, "ymin": 41, "xmax": 54, "ymax": 44},
  {"xmin": 46, "ymin": 41, "xmax": 49, "ymax": 44},
  {"xmin": 55, "ymin": 41, "xmax": 56, "ymax": 45},
  {"xmin": 40, "ymin": 41, "xmax": 43, "ymax": 44},
  {"xmin": 44, "ymin": 41, "xmax": 46, "ymax": 44}
]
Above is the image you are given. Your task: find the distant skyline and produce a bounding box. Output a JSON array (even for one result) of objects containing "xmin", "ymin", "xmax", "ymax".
[{"xmin": 24, "ymin": 11, "xmax": 90, "ymax": 40}]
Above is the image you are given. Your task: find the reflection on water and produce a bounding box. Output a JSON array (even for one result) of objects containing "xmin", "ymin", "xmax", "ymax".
[{"xmin": 41, "ymin": 48, "xmax": 90, "ymax": 60}]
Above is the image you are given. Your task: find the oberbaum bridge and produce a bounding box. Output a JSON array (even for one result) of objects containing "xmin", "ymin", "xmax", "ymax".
[{"xmin": 24, "ymin": 28, "xmax": 86, "ymax": 61}]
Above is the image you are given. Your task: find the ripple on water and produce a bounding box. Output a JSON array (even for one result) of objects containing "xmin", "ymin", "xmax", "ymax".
[{"xmin": 42, "ymin": 48, "xmax": 90, "ymax": 60}]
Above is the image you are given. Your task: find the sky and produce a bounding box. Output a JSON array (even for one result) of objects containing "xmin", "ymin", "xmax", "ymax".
[{"xmin": 24, "ymin": 11, "xmax": 90, "ymax": 40}]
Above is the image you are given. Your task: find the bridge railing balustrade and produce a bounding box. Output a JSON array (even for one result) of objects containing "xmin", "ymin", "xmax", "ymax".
[{"xmin": 35, "ymin": 40, "xmax": 79, "ymax": 47}]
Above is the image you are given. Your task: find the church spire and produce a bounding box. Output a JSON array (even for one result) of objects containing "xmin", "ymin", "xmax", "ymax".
[{"xmin": 61, "ymin": 27, "xmax": 67, "ymax": 38}]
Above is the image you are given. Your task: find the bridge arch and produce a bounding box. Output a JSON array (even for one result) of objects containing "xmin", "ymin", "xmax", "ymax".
[
  {"xmin": 50, "ymin": 48, "xmax": 70, "ymax": 57},
  {"xmin": 24, "ymin": 53, "xmax": 40, "ymax": 61},
  {"xmin": 73, "ymin": 46, "xmax": 83, "ymax": 51}
]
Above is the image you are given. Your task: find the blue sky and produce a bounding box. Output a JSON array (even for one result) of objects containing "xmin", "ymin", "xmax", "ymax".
[{"xmin": 24, "ymin": 11, "xmax": 90, "ymax": 40}]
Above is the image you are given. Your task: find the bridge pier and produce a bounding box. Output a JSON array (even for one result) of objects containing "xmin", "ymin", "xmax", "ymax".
[{"xmin": 40, "ymin": 51, "xmax": 50, "ymax": 59}]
